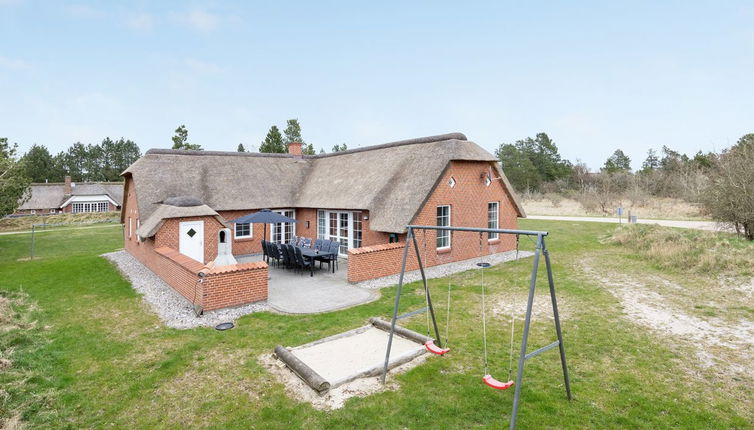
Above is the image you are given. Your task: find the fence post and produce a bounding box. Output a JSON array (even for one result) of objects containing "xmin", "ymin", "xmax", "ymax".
[{"xmin": 30, "ymin": 224, "xmax": 36, "ymax": 259}]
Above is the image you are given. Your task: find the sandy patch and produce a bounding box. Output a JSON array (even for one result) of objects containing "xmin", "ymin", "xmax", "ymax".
[
  {"xmin": 491, "ymin": 292, "xmax": 571, "ymax": 322},
  {"xmin": 581, "ymin": 260, "xmax": 754, "ymax": 379},
  {"xmin": 288, "ymin": 327, "xmax": 425, "ymax": 387},
  {"xmin": 259, "ymin": 352, "xmax": 430, "ymax": 410}
]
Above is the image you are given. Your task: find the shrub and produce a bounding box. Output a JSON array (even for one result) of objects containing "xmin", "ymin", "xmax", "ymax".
[{"xmin": 606, "ymin": 224, "xmax": 754, "ymax": 276}]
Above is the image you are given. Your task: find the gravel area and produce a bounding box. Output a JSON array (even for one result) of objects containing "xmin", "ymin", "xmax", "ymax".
[
  {"xmin": 354, "ymin": 250, "xmax": 534, "ymax": 289},
  {"xmin": 102, "ymin": 250, "xmax": 268, "ymax": 329}
]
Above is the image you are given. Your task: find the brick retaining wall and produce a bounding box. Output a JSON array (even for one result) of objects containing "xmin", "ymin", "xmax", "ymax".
[{"xmin": 151, "ymin": 247, "xmax": 268, "ymax": 312}]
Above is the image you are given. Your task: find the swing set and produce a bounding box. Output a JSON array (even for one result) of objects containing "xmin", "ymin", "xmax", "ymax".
[{"xmin": 381, "ymin": 225, "xmax": 572, "ymax": 430}]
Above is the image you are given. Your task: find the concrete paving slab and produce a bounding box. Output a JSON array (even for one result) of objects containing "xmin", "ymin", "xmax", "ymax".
[{"xmin": 236, "ymin": 254, "xmax": 378, "ymax": 314}]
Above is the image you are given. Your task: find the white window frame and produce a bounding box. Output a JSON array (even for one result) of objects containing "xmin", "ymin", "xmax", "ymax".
[
  {"xmin": 234, "ymin": 222, "xmax": 252, "ymax": 239},
  {"xmin": 488, "ymin": 201, "xmax": 499, "ymax": 240},
  {"xmin": 317, "ymin": 209, "xmax": 361, "ymax": 256},
  {"xmin": 270, "ymin": 209, "xmax": 296, "ymax": 244},
  {"xmin": 128, "ymin": 217, "xmax": 132, "ymax": 238},
  {"xmin": 30, "ymin": 209, "xmax": 36, "ymax": 215},
  {"xmin": 436, "ymin": 205, "xmax": 451, "ymax": 249}
]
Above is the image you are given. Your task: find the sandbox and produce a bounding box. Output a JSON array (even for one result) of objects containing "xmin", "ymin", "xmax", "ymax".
[{"xmin": 274, "ymin": 318, "xmax": 431, "ymax": 393}]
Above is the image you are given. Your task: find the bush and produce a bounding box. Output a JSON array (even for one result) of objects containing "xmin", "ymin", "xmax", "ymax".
[{"xmin": 701, "ymin": 135, "xmax": 754, "ymax": 240}]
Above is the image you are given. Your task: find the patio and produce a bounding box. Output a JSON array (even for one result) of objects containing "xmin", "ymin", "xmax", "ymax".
[{"xmin": 236, "ymin": 254, "xmax": 378, "ymax": 314}]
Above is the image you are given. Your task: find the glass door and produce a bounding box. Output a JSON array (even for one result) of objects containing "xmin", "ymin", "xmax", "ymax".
[
  {"xmin": 319, "ymin": 210, "xmax": 363, "ymax": 256},
  {"xmin": 270, "ymin": 209, "xmax": 295, "ymax": 244},
  {"xmin": 328, "ymin": 212, "xmax": 351, "ymax": 255}
]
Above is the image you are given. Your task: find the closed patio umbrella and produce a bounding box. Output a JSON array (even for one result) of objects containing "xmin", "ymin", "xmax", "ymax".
[{"xmin": 230, "ymin": 209, "xmax": 298, "ymax": 243}]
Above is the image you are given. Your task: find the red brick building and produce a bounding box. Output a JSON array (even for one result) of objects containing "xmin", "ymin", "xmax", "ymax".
[{"xmin": 121, "ymin": 133, "xmax": 525, "ymax": 311}]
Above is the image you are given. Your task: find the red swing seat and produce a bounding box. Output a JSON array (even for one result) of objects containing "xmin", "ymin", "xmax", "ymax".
[
  {"xmin": 424, "ymin": 340, "xmax": 450, "ymax": 355},
  {"xmin": 483, "ymin": 374, "xmax": 514, "ymax": 390}
]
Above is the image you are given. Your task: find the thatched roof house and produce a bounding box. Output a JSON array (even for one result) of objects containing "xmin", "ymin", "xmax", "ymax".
[
  {"xmin": 16, "ymin": 176, "xmax": 123, "ymax": 215},
  {"xmin": 120, "ymin": 132, "xmax": 527, "ymax": 309}
]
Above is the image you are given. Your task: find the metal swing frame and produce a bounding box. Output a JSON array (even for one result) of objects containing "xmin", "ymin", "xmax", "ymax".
[{"xmin": 380, "ymin": 225, "xmax": 572, "ymax": 430}]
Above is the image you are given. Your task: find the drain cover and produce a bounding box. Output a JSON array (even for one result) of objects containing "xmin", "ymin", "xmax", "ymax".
[
  {"xmin": 476, "ymin": 262, "xmax": 491, "ymax": 268},
  {"xmin": 215, "ymin": 322, "xmax": 234, "ymax": 331}
]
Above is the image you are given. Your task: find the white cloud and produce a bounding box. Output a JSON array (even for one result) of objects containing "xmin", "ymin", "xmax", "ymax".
[
  {"xmin": 126, "ymin": 13, "xmax": 154, "ymax": 31},
  {"xmin": 0, "ymin": 55, "xmax": 31, "ymax": 71},
  {"xmin": 183, "ymin": 8, "xmax": 218, "ymax": 33}
]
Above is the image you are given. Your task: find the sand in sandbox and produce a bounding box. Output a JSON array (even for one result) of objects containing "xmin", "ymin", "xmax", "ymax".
[{"xmin": 290, "ymin": 327, "xmax": 425, "ymax": 386}]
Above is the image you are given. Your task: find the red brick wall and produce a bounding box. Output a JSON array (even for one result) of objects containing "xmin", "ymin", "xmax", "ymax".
[
  {"xmin": 348, "ymin": 160, "xmax": 520, "ymax": 282},
  {"xmin": 155, "ymin": 216, "xmax": 225, "ymax": 264},
  {"xmin": 152, "ymin": 247, "xmax": 269, "ymax": 312},
  {"xmin": 122, "ymin": 178, "xmax": 268, "ymax": 311},
  {"xmin": 201, "ymin": 262, "xmax": 269, "ymax": 311},
  {"xmin": 348, "ymin": 242, "xmax": 421, "ymax": 282}
]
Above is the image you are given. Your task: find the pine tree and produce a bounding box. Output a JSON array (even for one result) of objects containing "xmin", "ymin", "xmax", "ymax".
[
  {"xmin": 259, "ymin": 126, "xmax": 285, "ymax": 153},
  {"xmin": 237, "ymin": 143, "xmax": 246, "ymax": 152},
  {"xmin": 171, "ymin": 125, "xmax": 202, "ymax": 150}
]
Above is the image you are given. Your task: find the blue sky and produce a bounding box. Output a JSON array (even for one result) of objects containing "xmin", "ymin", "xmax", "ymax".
[{"xmin": 1, "ymin": 1, "xmax": 752, "ymax": 170}]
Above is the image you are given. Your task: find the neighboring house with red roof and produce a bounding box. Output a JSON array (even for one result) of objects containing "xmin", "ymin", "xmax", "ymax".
[
  {"xmin": 121, "ymin": 133, "xmax": 525, "ymax": 312},
  {"xmin": 15, "ymin": 176, "xmax": 123, "ymax": 215}
]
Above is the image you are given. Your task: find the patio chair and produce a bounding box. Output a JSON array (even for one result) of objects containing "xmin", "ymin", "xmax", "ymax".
[
  {"xmin": 317, "ymin": 241, "xmax": 339, "ymax": 272},
  {"xmin": 268, "ymin": 242, "xmax": 282, "ymax": 267},
  {"xmin": 314, "ymin": 238, "xmax": 323, "ymax": 250},
  {"xmin": 290, "ymin": 235, "xmax": 298, "ymax": 245},
  {"xmin": 280, "ymin": 244, "xmax": 293, "ymax": 269},
  {"xmin": 302, "ymin": 237, "xmax": 312, "ymax": 248},
  {"xmin": 294, "ymin": 247, "xmax": 312, "ymax": 275}
]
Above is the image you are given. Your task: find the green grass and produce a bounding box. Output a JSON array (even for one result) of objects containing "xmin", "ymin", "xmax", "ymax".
[{"xmin": 0, "ymin": 221, "xmax": 752, "ymax": 429}]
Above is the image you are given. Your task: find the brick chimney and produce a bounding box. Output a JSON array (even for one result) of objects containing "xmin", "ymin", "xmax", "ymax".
[
  {"xmin": 64, "ymin": 175, "xmax": 72, "ymax": 195},
  {"xmin": 288, "ymin": 141, "xmax": 303, "ymax": 159}
]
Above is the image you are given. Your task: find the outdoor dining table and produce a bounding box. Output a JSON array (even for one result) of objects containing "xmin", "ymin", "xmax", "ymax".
[{"xmin": 297, "ymin": 246, "xmax": 337, "ymax": 277}]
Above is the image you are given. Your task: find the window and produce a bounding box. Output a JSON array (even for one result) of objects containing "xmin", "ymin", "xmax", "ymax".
[
  {"xmin": 30, "ymin": 210, "xmax": 36, "ymax": 215},
  {"xmin": 270, "ymin": 210, "xmax": 295, "ymax": 244},
  {"xmin": 235, "ymin": 222, "xmax": 251, "ymax": 239},
  {"xmin": 488, "ymin": 202, "xmax": 499, "ymax": 240},
  {"xmin": 317, "ymin": 210, "xmax": 326, "ymax": 239},
  {"xmin": 352, "ymin": 211, "xmax": 362, "ymax": 249},
  {"xmin": 72, "ymin": 201, "xmax": 110, "ymax": 213},
  {"xmin": 128, "ymin": 217, "xmax": 132, "ymax": 238},
  {"xmin": 50, "ymin": 209, "xmax": 56, "ymax": 214},
  {"xmin": 436, "ymin": 205, "xmax": 451, "ymax": 249},
  {"xmin": 448, "ymin": 177, "xmax": 456, "ymax": 188}
]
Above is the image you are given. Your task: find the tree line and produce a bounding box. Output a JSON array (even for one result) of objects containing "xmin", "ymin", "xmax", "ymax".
[
  {"xmin": 172, "ymin": 119, "xmax": 346, "ymax": 155},
  {"xmin": 19, "ymin": 138, "xmax": 141, "ymax": 183},
  {"xmin": 497, "ymin": 132, "xmax": 754, "ymax": 239}
]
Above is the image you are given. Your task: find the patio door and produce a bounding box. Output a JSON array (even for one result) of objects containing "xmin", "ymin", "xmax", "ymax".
[
  {"xmin": 319, "ymin": 210, "xmax": 362, "ymax": 256},
  {"xmin": 270, "ymin": 209, "xmax": 295, "ymax": 244}
]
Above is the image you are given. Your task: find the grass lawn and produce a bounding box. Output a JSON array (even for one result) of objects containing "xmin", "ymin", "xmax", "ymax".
[{"xmin": 1, "ymin": 220, "xmax": 752, "ymax": 429}]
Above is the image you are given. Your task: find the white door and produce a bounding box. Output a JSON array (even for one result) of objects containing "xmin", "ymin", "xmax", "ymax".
[
  {"xmin": 270, "ymin": 209, "xmax": 296, "ymax": 244},
  {"xmin": 328, "ymin": 211, "xmax": 352, "ymax": 256},
  {"xmin": 179, "ymin": 221, "xmax": 204, "ymax": 263}
]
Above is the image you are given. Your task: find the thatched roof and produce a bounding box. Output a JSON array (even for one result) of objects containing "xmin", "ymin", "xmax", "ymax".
[
  {"xmin": 123, "ymin": 133, "xmax": 525, "ymax": 233},
  {"xmin": 17, "ymin": 184, "xmax": 65, "ymax": 210},
  {"xmin": 18, "ymin": 181, "xmax": 125, "ymax": 211},
  {"xmin": 136, "ymin": 203, "xmax": 228, "ymax": 238}
]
